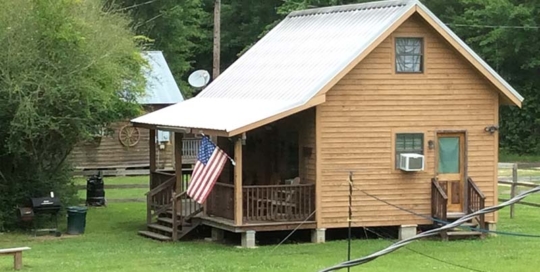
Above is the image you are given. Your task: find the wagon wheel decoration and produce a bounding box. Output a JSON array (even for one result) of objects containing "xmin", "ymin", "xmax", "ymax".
[{"xmin": 118, "ymin": 125, "xmax": 140, "ymax": 147}]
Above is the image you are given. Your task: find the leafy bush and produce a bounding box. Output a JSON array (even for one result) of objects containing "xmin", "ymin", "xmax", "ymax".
[{"xmin": 0, "ymin": 0, "xmax": 146, "ymax": 230}]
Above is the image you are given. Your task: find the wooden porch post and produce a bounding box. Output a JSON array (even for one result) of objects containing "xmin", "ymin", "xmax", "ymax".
[
  {"xmin": 174, "ymin": 133, "xmax": 183, "ymax": 218},
  {"xmin": 234, "ymin": 138, "xmax": 243, "ymax": 225},
  {"xmin": 148, "ymin": 129, "xmax": 156, "ymax": 225},
  {"xmin": 149, "ymin": 129, "xmax": 156, "ymax": 188},
  {"xmin": 174, "ymin": 132, "xmax": 184, "ymax": 192}
]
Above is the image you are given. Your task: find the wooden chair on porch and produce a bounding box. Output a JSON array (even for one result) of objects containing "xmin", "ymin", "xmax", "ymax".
[{"xmin": 252, "ymin": 177, "xmax": 300, "ymax": 221}]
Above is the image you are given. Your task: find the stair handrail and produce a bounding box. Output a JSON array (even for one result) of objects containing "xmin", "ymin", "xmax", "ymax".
[
  {"xmin": 431, "ymin": 178, "xmax": 448, "ymax": 240},
  {"xmin": 170, "ymin": 191, "xmax": 203, "ymax": 241},
  {"xmin": 467, "ymin": 177, "xmax": 486, "ymax": 235},
  {"xmin": 146, "ymin": 176, "xmax": 175, "ymax": 225},
  {"xmin": 171, "ymin": 193, "xmax": 179, "ymax": 241},
  {"xmin": 146, "ymin": 176, "xmax": 175, "ymax": 197}
]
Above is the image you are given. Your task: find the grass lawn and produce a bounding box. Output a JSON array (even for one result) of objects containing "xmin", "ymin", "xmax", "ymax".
[
  {"xmin": 2, "ymin": 184, "xmax": 540, "ymax": 271},
  {"xmin": 499, "ymin": 151, "xmax": 540, "ymax": 163},
  {"xmin": 73, "ymin": 176, "xmax": 149, "ymax": 186},
  {"xmin": 76, "ymin": 188, "xmax": 147, "ymax": 200},
  {"xmin": 2, "ymin": 205, "xmax": 539, "ymax": 271}
]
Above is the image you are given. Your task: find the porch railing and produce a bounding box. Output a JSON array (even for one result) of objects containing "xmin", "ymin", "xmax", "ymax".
[
  {"xmin": 206, "ymin": 182, "xmax": 235, "ymax": 220},
  {"xmin": 467, "ymin": 177, "xmax": 486, "ymax": 235},
  {"xmin": 431, "ymin": 178, "xmax": 448, "ymax": 239},
  {"xmin": 182, "ymin": 138, "xmax": 200, "ymax": 162},
  {"xmin": 243, "ymin": 183, "xmax": 315, "ymax": 222},
  {"xmin": 146, "ymin": 171, "xmax": 175, "ymax": 225}
]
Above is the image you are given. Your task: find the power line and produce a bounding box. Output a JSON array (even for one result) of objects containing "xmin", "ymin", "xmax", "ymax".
[
  {"xmin": 319, "ymin": 185, "xmax": 540, "ymax": 272},
  {"xmin": 269, "ymin": 209, "xmax": 317, "ymax": 253},
  {"xmin": 446, "ymin": 23, "xmax": 540, "ymax": 29}
]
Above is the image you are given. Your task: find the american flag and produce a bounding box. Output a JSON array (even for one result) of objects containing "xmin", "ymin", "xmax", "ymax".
[{"xmin": 187, "ymin": 136, "xmax": 228, "ymax": 204}]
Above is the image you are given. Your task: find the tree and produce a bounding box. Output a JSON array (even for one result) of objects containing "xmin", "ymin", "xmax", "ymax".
[
  {"xmin": 0, "ymin": 0, "xmax": 146, "ymax": 229},
  {"xmin": 439, "ymin": 0, "xmax": 540, "ymax": 154},
  {"xmin": 108, "ymin": 0, "xmax": 209, "ymax": 97}
]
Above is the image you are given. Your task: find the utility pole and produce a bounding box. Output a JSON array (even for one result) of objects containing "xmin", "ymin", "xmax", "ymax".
[{"xmin": 212, "ymin": 0, "xmax": 221, "ymax": 79}]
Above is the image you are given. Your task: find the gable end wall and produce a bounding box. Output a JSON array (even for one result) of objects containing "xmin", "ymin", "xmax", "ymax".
[{"xmin": 317, "ymin": 14, "xmax": 498, "ymax": 228}]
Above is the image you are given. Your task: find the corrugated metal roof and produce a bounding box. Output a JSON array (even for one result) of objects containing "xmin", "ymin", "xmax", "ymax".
[
  {"xmin": 133, "ymin": 0, "xmax": 414, "ymax": 133},
  {"xmin": 137, "ymin": 51, "xmax": 184, "ymax": 105},
  {"xmin": 197, "ymin": 0, "xmax": 413, "ymax": 102},
  {"xmin": 133, "ymin": 97, "xmax": 296, "ymax": 132},
  {"xmin": 132, "ymin": 0, "xmax": 523, "ymax": 134}
]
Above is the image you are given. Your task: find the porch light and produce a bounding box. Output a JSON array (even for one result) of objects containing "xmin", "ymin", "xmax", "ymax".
[{"xmin": 484, "ymin": 125, "xmax": 499, "ymax": 134}]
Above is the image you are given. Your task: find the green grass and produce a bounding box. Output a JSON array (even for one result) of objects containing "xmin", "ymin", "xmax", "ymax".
[
  {"xmin": 499, "ymin": 151, "xmax": 540, "ymax": 163},
  {"xmin": 2, "ymin": 190, "xmax": 540, "ymax": 271},
  {"xmin": 73, "ymin": 176, "xmax": 149, "ymax": 186},
  {"xmin": 77, "ymin": 188, "xmax": 147, "ymax": 200},
  {"xmin": 498, "ymin": 169, "xmax": 540, "ymax": 181}
]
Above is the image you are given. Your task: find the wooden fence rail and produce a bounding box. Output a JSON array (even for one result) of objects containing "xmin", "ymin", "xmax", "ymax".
[{"xmin": 498, "ymin": 163, "xmax": 540, "ymax": 218}]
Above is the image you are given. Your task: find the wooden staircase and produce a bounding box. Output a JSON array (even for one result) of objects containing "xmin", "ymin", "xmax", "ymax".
[
  {"xmin": 431, "ymin": 177, "xmax": 486, "ymax": 240},
  {"xmin": 138, "ymin": 171, "xmax": 202, "ymax": 241}
]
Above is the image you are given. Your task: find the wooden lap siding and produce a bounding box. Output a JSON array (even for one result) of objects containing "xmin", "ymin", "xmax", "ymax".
[
  {"xmin": 317, "ymin": 14, "xmax": 498, "ymax": 228},
  {"xmin": 299, "ymin": 109, "xmax": 316, "ymax": 184},
  {"xmin": 69, "ymin": 120, "xmax": 174, "ymax": 169}
]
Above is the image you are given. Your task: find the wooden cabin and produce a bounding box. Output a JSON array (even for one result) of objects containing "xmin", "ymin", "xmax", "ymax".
[
  {"xmin": 69, "ymin": 51, "xmax": 199, "ymax": 174},
  {"xmin": 131, "ymin": 0, "xmax": 523, "ymax": 247}
]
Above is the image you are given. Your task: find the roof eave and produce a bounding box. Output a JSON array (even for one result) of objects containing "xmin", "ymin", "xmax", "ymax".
[{"xmin": 227, "ymin": 95, "xmax": 327, "ymax": 137}]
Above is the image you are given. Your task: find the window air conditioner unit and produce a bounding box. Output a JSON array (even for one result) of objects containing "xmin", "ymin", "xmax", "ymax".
[{"xmin": 399, "ymin": 153, "xmax": 424, "ymax": 172}]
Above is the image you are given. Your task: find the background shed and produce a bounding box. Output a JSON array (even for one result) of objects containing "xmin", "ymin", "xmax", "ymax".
[{"xmin": 69, "ymin": 51, "xmax": 191, "ymax": 174}]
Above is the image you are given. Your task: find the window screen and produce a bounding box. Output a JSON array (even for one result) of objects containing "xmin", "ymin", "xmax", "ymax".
[
  {"xmin": 395, "ymin": 133, "xmax": 424, "ymax": 168},
  {"xmin": 395, "ymin": 37, "xmax": 423, "ymax": 73}
]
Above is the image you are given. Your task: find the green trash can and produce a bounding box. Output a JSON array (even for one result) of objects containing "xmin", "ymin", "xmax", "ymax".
[{"xmin": 67, "ymin": 206, "xmax": 88, "ymax": 235}]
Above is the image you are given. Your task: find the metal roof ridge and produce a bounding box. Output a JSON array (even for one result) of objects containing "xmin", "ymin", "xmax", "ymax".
[{"xmin": 288, "ymin": 0, "xmax": 413, "ymax": 18}]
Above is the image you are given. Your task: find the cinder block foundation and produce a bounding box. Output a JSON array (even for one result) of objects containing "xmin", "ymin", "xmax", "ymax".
[
  {"xmin": 311, "ymin": 228, "xmax": 326, "ymax": 244},
  {"xmin": 486, "ymin": 221, "xmax": 497, "ymax": 237},
  {"xmin": 399, "ymin": 224, "xmax": 417, "ymax": 240},
  {"xmin": 241, "ymin": 230, "xmax": 256, "ymax": 248},
  {"xmin": 211, "ymin": 228, "xmax": 224, "ymax": 242}
]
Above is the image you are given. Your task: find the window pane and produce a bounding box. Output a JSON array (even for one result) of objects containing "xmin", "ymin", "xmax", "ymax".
[
  {"xmin": 396, "ymin": 133, "xmax": 423, "ymax": 168},
  {"xmin": 438, "ymin": 137, "xmax": 460, "ymax": 173},
  {"xmin": 395, "ymin": 38, "xmax": 423, "ymax": 73}
]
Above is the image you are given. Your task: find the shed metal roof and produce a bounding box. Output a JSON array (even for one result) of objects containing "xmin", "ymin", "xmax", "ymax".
[
  {"xmin": 132, "ymin": 0, "xmax": 523, "ymax": 136},
  {"xmin": 137, "ymin": 51, "xmax": 184, "ymax": 105}
]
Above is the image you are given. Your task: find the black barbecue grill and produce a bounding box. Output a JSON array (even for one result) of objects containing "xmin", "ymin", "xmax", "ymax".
[
  {"xmin": 31, "ymin": 197, "xmax": 62, "ymax": 214},
  {"xmin": 18, "ymin": 194, "xmax": 62, "ymax": 236}
]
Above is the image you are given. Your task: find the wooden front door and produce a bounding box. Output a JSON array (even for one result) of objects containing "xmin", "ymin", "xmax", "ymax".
[{"xmin": 436, "ymin": 133, "xmax": 465, "ymax": 212}]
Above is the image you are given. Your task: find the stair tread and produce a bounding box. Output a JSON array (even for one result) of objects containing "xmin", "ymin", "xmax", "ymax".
[
  {"xmin": 446, "ymin": 212, "xmax": 466, "ymax": 219},
  {"xmin": 158, "ymin": 217, "xmax": 173, "ymax": 224},
  {"xmin": 148, "ymin": 223, "xmax": 173, "ymax": 233},
  {"xmin": 437, "ymin": 222, "xmax": 478, "ymax": 228},
  {"xmin": 447, "ymin": 231, "xmax": 483, "ymax": 236},
  {"xmin": 138, "ymin": 230, "xmax": 171, "ymax": 241},
  {"xmin": 157, "ymin": 217, "xmax": 192, "ymax": 227}
]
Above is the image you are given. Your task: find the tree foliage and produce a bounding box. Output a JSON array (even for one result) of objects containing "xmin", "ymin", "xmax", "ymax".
[
  {"xmin": 440, "ymin": 0, "xmax": 540, "ymax": 154},
  {"xmin": 108, "ymin": 0, "xmax": 208, "ymax": 96},
  {"xmin": 0, "ymin": 0, "xmax": 145, "ymax": 229}
]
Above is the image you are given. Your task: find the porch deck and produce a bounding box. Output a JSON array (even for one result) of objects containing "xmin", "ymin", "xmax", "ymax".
[{"xmin": 199, "ymin": 215, "xmax": 316, "ymax": 233}]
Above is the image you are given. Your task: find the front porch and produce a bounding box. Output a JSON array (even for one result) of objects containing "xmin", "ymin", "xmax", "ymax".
[{"xmin": 139, "ymin": 109, "xmax": 318, "ymax": 243}]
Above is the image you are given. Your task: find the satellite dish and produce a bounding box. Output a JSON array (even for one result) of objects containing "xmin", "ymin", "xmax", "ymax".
[{"xmin": 188, "ymin": 70, "xmax": 211, "ymax": 88}]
